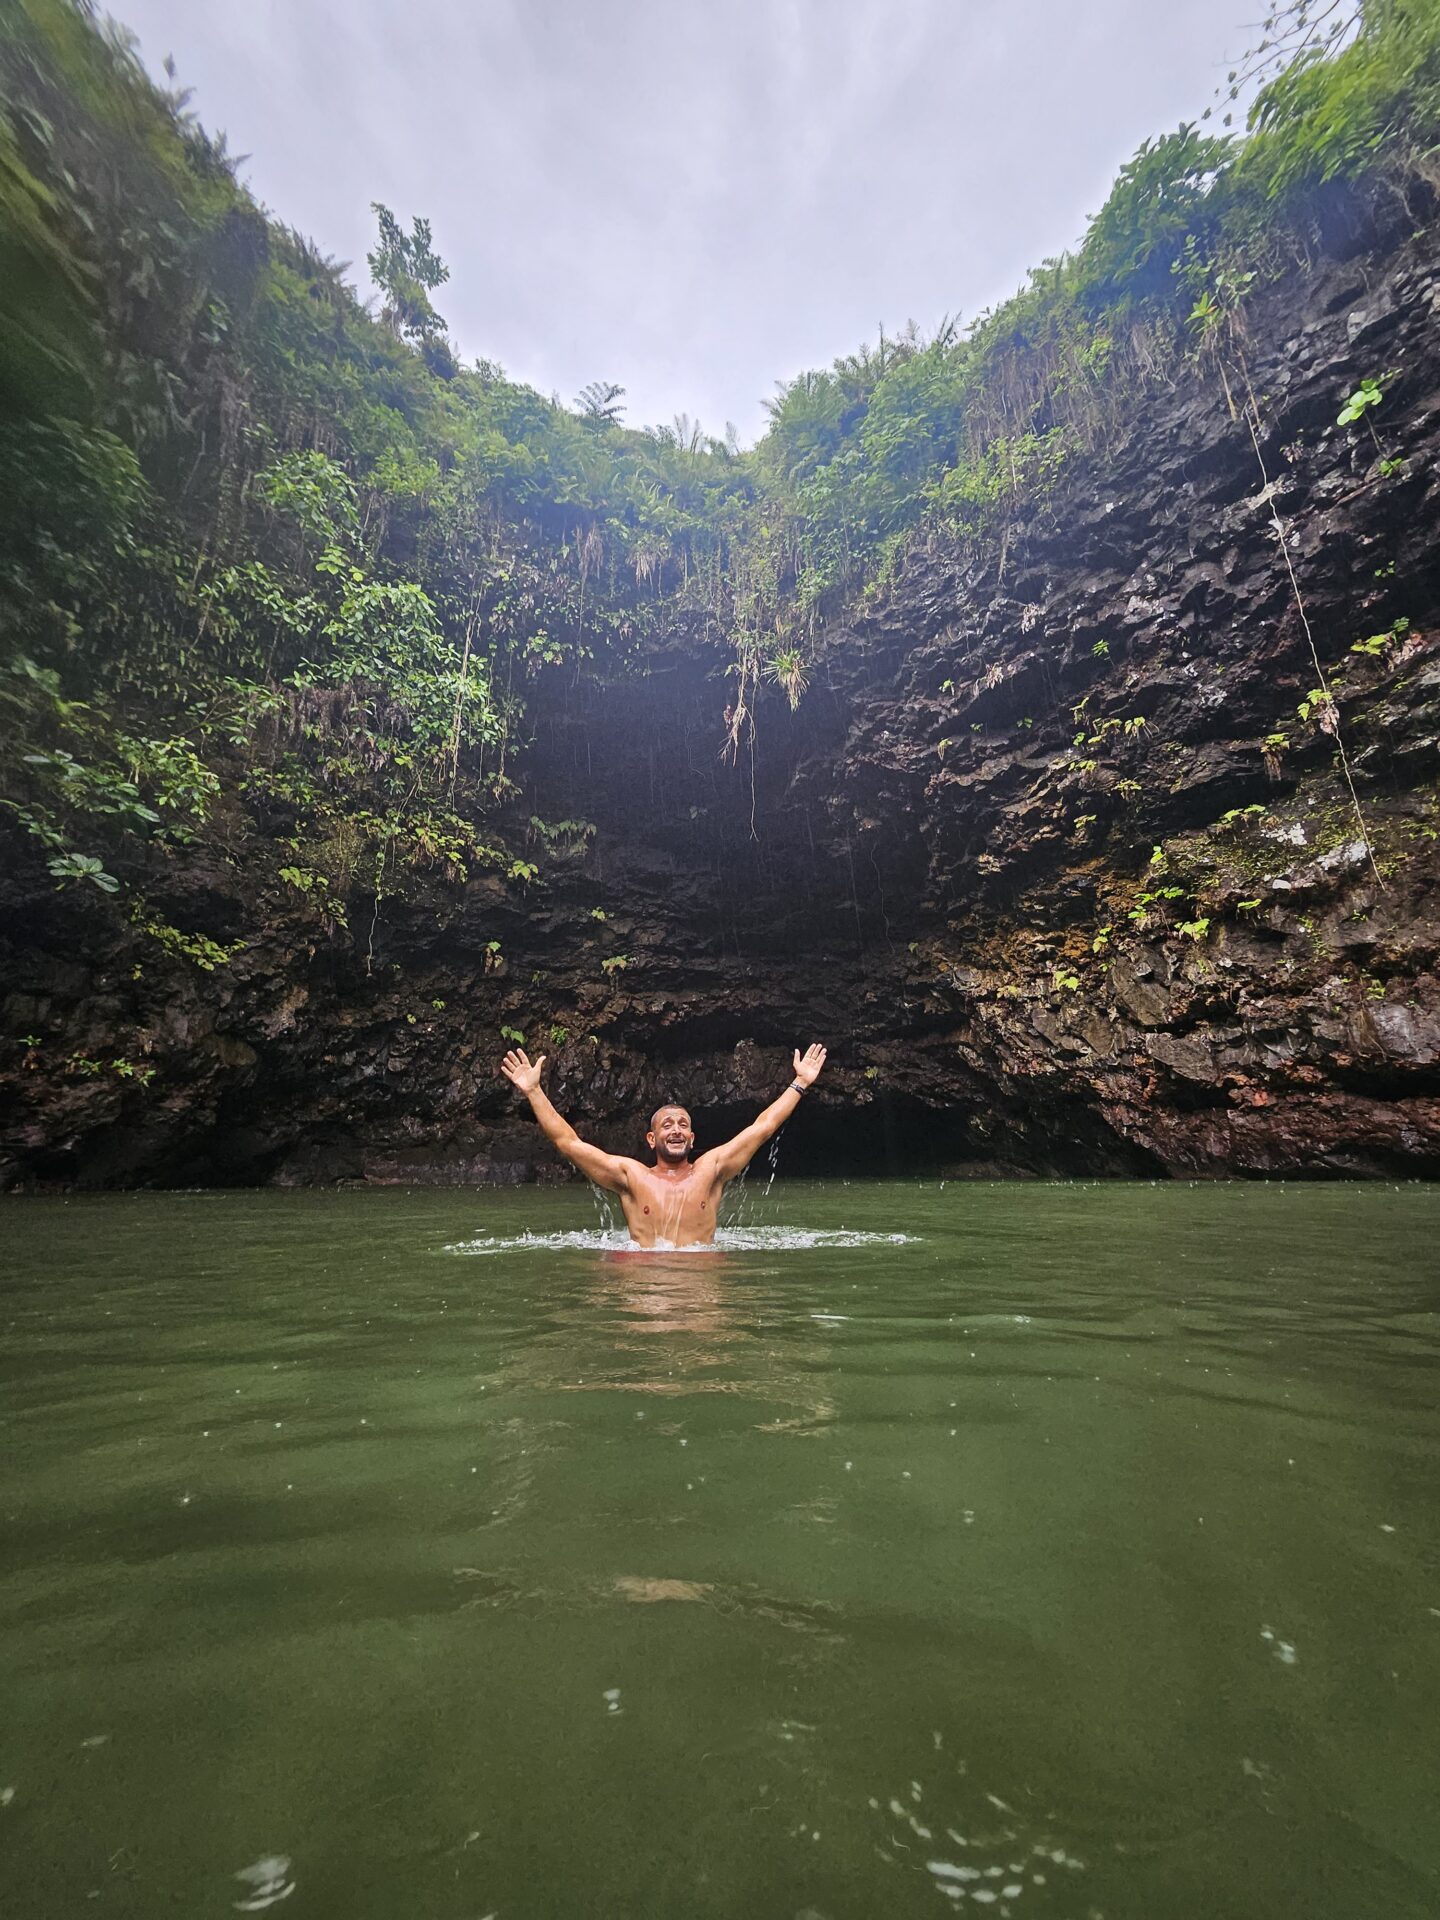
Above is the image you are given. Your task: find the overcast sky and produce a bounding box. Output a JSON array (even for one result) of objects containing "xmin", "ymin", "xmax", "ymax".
[{"xmin": 115, "ymin": 0, "xmax": 1254, "ymax": 444}]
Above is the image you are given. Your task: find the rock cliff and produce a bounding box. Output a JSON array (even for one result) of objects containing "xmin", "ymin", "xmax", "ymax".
[{"xmin": 4, "ymin": 201, "xmax": 1439, "ymax": 1186}]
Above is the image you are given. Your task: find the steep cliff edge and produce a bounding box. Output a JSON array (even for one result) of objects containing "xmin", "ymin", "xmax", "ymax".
[{"xmin": 4, "ymin": 209, "xmax": 1439, "ymax": 1186}]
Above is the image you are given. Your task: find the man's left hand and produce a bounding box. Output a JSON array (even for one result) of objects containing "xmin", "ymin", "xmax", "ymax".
[{"xmin": 792, "ymin": 1042, "xmax": 827, "ymax": 1087}]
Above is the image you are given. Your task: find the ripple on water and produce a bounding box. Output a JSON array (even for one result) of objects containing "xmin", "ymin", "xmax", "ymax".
[{"xmin": 870, "ymin": 1753, "xmax": 1086, "ymax": 1911}]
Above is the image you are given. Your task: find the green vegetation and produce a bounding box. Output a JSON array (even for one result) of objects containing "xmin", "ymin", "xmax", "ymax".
[
  {"xmin": 1338, "ymin": 375, "xmax": 1387, "ymax": 424},
  {"xmin": 2, "ymin": 0, "xmax": 1437, "ymax": 955},
  {"xmin": 1352, "ymin": 615, "xmax": 1411, "ymax": 653}
]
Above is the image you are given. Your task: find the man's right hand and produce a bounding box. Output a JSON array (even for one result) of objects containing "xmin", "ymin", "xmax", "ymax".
[{"xmin": 500, "ymin": 1047, "xmax": 547, "ymax": 1094}]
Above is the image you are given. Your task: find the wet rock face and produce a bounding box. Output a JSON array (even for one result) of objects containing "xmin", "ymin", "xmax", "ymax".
[{"xmin": 4, "ymin": 214, "xmax": 1440, "ymax": 1186}]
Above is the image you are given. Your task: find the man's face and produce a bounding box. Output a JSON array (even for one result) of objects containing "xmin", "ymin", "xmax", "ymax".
[{"xmin": 647, "ymin": 1106, "xmax": 694, "ymax": 1165}]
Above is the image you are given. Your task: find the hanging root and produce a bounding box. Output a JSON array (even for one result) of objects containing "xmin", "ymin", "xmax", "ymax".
[{"xmin": 1229, "ymin": 346, "xmax": 1384, "ymax": 889}]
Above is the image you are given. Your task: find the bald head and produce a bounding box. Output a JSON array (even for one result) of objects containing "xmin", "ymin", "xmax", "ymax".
[{"xmin": 650, "ymin": 1103, "xmax": 691, "ymax": 1132}]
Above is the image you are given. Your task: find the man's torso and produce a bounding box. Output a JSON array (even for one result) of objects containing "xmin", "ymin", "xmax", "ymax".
[{"xmin": 619, "ymin": 1157, "xmax": 724, "ymax": 1246}]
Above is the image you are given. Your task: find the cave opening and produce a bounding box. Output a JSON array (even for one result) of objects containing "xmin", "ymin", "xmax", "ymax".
[
  {"xmin": 687, "ymin": 1090, "xmax": 1165, "ymax": 1181},
  {"xmin": 692, "ymin": 1093, "xmax": 990, "ymax": 1180}
]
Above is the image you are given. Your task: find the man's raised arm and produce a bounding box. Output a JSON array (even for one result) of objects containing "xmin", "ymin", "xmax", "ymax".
[
  {"xmin": 708, "ymin": 1043, "xmax": 827, "ymax": 1181},
  {"xmin": 500, "ymin": 1048, "xmax": 633, "ymax": 1192}
]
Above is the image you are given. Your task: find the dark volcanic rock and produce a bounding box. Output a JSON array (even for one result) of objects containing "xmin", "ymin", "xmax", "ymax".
[{"xmin": 4, "ymin": 223, "xmax": 1440, "ymax": 1185}]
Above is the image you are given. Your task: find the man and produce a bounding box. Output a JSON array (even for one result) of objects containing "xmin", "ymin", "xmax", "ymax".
[{"xmin": 499, "ymin": 1042, "xmax": 828, "ymax": 1247}]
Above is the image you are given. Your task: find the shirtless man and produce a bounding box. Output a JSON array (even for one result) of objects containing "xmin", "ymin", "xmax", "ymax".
[{"xmin": 499, "ymin": 1043, "xmax": 828, "ymax": 1247}]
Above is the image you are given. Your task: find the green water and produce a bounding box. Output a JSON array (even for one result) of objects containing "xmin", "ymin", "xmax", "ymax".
[{"xmin": 3, "ymin": 1182, "xmax": 1439, "ymax": 1919}]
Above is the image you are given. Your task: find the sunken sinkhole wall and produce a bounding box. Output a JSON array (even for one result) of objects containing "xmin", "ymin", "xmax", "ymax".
[{"xmin": 4, "ymin": 206, "xmax": 1440, "ymax": 1187}]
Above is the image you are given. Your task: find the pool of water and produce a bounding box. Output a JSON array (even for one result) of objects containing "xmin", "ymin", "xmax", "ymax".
[{"xmin": 3, "ymin": 1180, "xmax": 1439, "ymax": 1918}]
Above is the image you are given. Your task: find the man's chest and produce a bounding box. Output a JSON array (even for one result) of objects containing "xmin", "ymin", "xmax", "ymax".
[{"xmin": 627, "ymin": 1171, "xmax": 718, "ymax": 1218}]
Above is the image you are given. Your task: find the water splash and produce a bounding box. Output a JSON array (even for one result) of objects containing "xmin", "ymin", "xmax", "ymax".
[
  {"xmin": 590, "ymin": 1184, "xmax": 621, "ymax": 1236},
  {"xmin": 232, "ymin": 1856, "xmax": 295, "ymax": 1912},
  {"xmin": 443, "ymin": 1227, "xmax": 918, "ymax": 1257},
  {"xmin": 763, "ymin": 1135, "xmax": 781, "ymax": 1200}
]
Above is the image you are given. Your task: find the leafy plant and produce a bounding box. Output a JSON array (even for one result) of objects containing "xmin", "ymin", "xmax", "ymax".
[
  {"xmin": 528, "ymin": 815, "xmax": 596, "ymax": 854},
  {"xmin": 1338, "ymin": 376, "xmax": 1386, "ymax": 426},
  {"xmin": 764, "ymin": 647, "xmax": 809, "ymax": 709},
  {"xmin": 47, "ymin": 852, "xmax": 118, "ymax": 892},
  {"xmin": 1352, "ymin": 617, "xmax": 1410, "ymax": 655},
  {"xmin": 131, "ymin": 906, "xmax": 244, "ymax": 972}
]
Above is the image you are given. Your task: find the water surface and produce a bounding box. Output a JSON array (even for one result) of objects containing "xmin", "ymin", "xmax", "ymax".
[{"xmin": 4, "ymin": 1181, "xmax": 1439, "ymax": 1918}]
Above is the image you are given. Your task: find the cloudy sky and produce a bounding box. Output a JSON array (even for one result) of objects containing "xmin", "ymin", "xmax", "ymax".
[{"xmin": 116, "ymin": 0, "xmax": 1254, "ymax": 443}]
